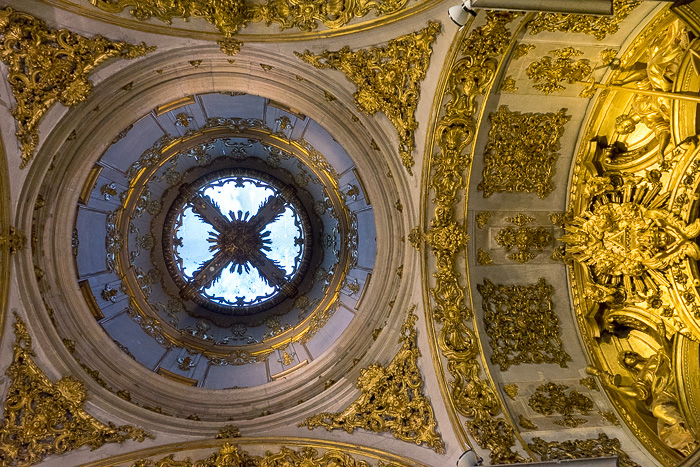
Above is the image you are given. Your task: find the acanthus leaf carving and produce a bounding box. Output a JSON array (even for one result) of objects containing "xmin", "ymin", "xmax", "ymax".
[
  {"xmin": 0, "ymin": 313, "xmax": 153, "ymax": 467},
  {"xmin": 296, "ymin": 22, "xmax": 441, "ymax": 174},
  {"xmin": 0, "ymin": 7, "xmax": 155, "ymax": 167}
]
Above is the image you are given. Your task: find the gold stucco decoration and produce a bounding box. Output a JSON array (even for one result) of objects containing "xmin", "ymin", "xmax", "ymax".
[
  {"xmin": 296, "ymin": 22, "xmax": 441, "ymax": 174},
  {"xmin": 527, "ymin": 0, "xmax": 641, "ymax": 41},
  {"xmin": 478, "ymin": 106, "xmax": 570, "ymax": 199},
  {"xmin": 477, "ymin": 278, "xmax": 571, "ymax": 371},
  {"xmin": 0, "ymin": 226, "xmax": 26, "ymax": 253},
  {"xmin": 425, "ymin": 12, "xmax": 525, "ymax": 464},
  {"xmin": 132, "ymin": 443, "xmax": 408, "ymax": 467},
  {"xmin": 0, "ymin": 314, "xmax": 152, "ymax": 467},
  {"xmin": 528, "ymin": 433, "xmax": 639, "ymax": 467},
  {"xmin": 300, "ymin": 307, "xmax": 445, "ymax": 453},
  {"xmin": 526, "ymin": 47, "xmax": 591, "ymax": 95},
  {"xmin": 495, "ymin": 214, "xmax": 553, "ymax": 263},
  {"xmin": 0, "ymin": 7, "xmax": 154, "ymax": 168},
  {"xmin": 528, "ymin": 382, "xmax": 593, "ymax": 429},
  {"xmin": 91, "ymin": 0, "xmax": 411, "ymax": 37}
]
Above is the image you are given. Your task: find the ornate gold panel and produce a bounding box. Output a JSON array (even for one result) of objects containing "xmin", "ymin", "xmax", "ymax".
[
  {"xmin": 528, "ymin": 433, "xmax": 638, "ymax": 467},
  {"xmin": 296, "ymin": 22, "xmax": 441, "ymax": 174},
  {"xmin": 0, "ymin": 314, "xmax": 152, "ymax": 467},
  {"xmin": 565, "ymin": 11, "xmax": 700, "ymax": 465},
  {"xmin": 300, "ymin": 307, "xmax": 445, "ymax": 453},
  {"xmin": 0, "ymin": 7, "xmax": 154, "ymax": 167}
]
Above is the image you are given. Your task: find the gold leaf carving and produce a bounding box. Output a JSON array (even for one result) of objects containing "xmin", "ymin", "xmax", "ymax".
[
  {"xmin": 478, "ymin": 106, "xmax": 570, "ymax": 198},
  {"xmin": 513, "ymin": 43, "xmax": 535, "ymax": 60},
  {"xmin": 503, "ymin": 383, "xmax": 518, "ymax": 399},
  {"xmin": 91, "ymin": 0, "xmax": 411, "ymax": 37},
  {"xmin": 527, "ymin": 0, "xmax": 641, "ymax": 41},
  {"xmin": 132, "ymin": 443, "xmax": 408, "ymax": 467},
  {"xmin": 476, "ymin": 248, "xmax": 493, "ymax": 265},
  {"xmin": 500, "ymin": 76, "xmax": 517, "ymax": 93},
  {"xmin": 0, "ymin": 226, "xmax": 26, "ymax": 253},
  {"xmin": 425, "ymin": 12, "xmax": 525, "ymax": 464},
  {"xmin": 300, "ymin": 307, "xmax": 445, "ymax": 453},
  {"xmin": 495, "ymin": 225, "xmax": 553, "ymax": 263},
  {"xmin": 0, "ymin": 314, "xmax": 152, "ymax": 467},
  {"xmin": 296, "ymin": 22, "xmax": 441, "ymax": 174},
  {"xmin": 477, "ymin": 278, "xmax": 571, "ymax": 370},
  {"xmin": 518, "ymin": 414, "xmax": 537, "ymax": 430},
  {"xmin": 528, "ymin": 433, "xmax": 639, "ymax": 467},
  {"xmin": 0, "ymin": 7, "xmax": 154, "ymax": 167},
  {"xmin": 526, "ymin": 48, "xmax": 591, "ymax": 95},
  {"xmin": 475, "ymin": 211, "xmax": 491, "ymax": 229},
  {"xmin": 528, "ymin": 382, "xmax": 593, "ymax": 428}
]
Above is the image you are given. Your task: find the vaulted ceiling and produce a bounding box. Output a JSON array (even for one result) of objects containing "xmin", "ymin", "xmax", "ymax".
[{"xmin": 0, "ymin": 1, "xmax": 698, "ymax": 466}]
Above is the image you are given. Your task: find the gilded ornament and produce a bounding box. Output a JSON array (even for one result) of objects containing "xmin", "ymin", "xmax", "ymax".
[
  {"xmin": 506, "ymin": 214, "xmax": 535, "ymax": 226},
  {"xmin": 600, "ymin": 411, "xmax": 621, "ymax": 426},
  {"xmin": 408, "ymin": 226, "xmax": 422, "ymax": 250},
  {"xmin": 526, "ymin": 48, "xmax": 591, "ymax": 95},
  {"xmin": 475, "ymin": 211, "xmax": 490, "ymax": 229},
  {"xmin": 513, "ymin": 43, "xmax": 535, "ymax": 60},
  {"xmin": 215, "ymin": 424, "xmax": 241, "ymax": 439},
  {"xmin": 518, "ymin": 414, "xmax": 537, "ymax": 430},
  {"xmin": 587, "ymin": 328, "xmax": 698, "ymax": 456},
  {"xmin": 217, "ymin": 37, "xmax": 241, "ymax": 56},
  {"xmin": 612, "ymin": 20, "xmax": 688, "ymax": 168},
  {"xmin": 0, "ymin": 314, "xmax": 152, "ymax": 466},
  {"xmin": 478, "ymin": 278, "xmax": 571, "ymax": 370},
  {"xmin": 478, "ymin": 106, "xmax": 570, "ymax": 199},
  {"xmin": 476, "ymin": 248, "xmax": 493, "ymax": 265},
  {"xmin": 495, "ymin": 225, "xmax": 553, "ymax": 263},
  {"xmin": 528, "ymin": 433, "xmax": 639, "ymax": 467},
  {"xmin": 600, "ymin": 48, "xmax": 618, "ymax": 66},
  {"xmin": 527, "ymin": 0, "xmax": 641, "ymax": 41},
  {"xmin": 132, "ymin": 443, "xmax": 408, "ymax": 467},
  {"xmin": 500, "ymin": 76, "xmax": 517, "ymax": 93},
  {"xmin": 0, "ymin": 7, "xmax": 154, "ymax": 167},
  {"xmin": 503, "ymin": 383, "xmax": 518, "ymax": 399},
  {"xmin": 300, "ymin": 307, "xmax": 445, "ymax": 453},
  {"xmin": 174, "ymin": 113, "xmax": 193, "ymax": 127},
  {"xmin": 579, "ymin": 376, "xmax": 599, "ymax": 391},
  {"xmin": 425, "ymin": 12, "xmax": 525, "ymax": 464},
  {"xmin": 91, "ymin": 0, "xmax": 411, "ymax": 37},
  {"xmin": 260, "ymin": 63, "xmax": 273, "ymax": 71},
  {"xmin": 296, "ymin": 22, "xmax": 441, "ymax": 174},
  {"xmin": 0, "ymin": 226, "xmax": 27, "ymax": 253},
  {"xmin": 528, "ymin": 382, "xmax": 593, "ymax": 428}
]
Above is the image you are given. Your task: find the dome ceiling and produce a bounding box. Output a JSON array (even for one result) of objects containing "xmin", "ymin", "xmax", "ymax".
[{"xmin": 1, "ymin": 1, "xmax": 699, "ymax": 467}]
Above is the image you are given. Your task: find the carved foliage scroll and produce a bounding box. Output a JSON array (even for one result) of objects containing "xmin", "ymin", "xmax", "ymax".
[
  {"xmin": 478, "ymin": 106, "xmax": 570, "ymax": 198},
  {"xmin": 527, "ymin": 0, "xmax": 641, "ymax": 40},
  {"xmin": 0, "ymin": 7, "xmax": 154, "ymax": 167},
  {"xmin": 528, "ymin": 433, "xmax": 639, "ymax": 467},
  {"xmin": 296, "ymin": 22, "xmax": 441, "ymax": 174},
  {"xmin": 300, "ymin": 307, "xmax": 445, "ymax": 453},
  {"xmin": 0, "ymin": 314, "xmax": 152, "ymax": 467},
  {"xmin": 91, "ymin": 0, "xmax": 412, "ymax": 37},
  {"xmin": 477, "ymin": 278, "xmax": 571, "ymax": 370},
  {"xmin": 132, "ymin": 443, "xmax": 408, "ymax": 467},
  {"xmin": 425, "ymin": 12, "xmax": 525, "ymax": 464}
]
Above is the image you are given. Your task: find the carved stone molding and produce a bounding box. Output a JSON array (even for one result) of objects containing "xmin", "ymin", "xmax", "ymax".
[
  {"xmin": 477, "ymin": 278, "xmax": 571, "ymax": 370},
  {"xmin": 0, "ymin": 7, "xmax": 154, "ymax": 168},
  {"xmin": 300, "ymin": 306, "xmax": 445, "ymax": 454},
  {"xmin": 477, "ymin": 106, "xmax": 570, "ymax": 199},
  {"xmin": 296, "ymin": 22, "xmax": 441, "ymax": 174},
  {"xmin": 0, "ymin": 313, "xmax": 152, "ymax": 467}
]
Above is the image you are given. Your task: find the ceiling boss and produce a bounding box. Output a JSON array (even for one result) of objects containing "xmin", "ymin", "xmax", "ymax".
[{"xmin": 565, "ymin": 14, "xmax": 700, "ymax": 464}]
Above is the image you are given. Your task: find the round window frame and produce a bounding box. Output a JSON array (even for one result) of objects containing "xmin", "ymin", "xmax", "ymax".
[{"xmin": 162, "ymin": 168, "xmax": 313, "ymax": 316}]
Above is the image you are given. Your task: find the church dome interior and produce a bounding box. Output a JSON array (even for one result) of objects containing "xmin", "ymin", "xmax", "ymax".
[{"xmin": 1, "ymin": 1, "xmax": 700, "ymax": 466}]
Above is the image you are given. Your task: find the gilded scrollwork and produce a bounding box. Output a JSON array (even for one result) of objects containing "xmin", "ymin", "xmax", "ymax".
[
  {"xmin": 528, "ymin": 382, "xmax": 593, "ymax": 429},
  {"xmin": 477, "ymin": 106, "xmax": 570, "ymax": 199},
  {"xmin": 132, "ymin": 443, "xmax": 408, "ymax": 467},
  {"xmin": 295, "ymin": 22, "xmax": 441, "ymax": 174},
  {"xmin": 528, "ymin": 433, "xmax": 639, "ymax": 467},
  {"xmin": 300, "ymin": 307, "xmax": 445, "ymax": 453},
  {"xmin": 527, "ymin": 0, "xmax": 641, "ymax": 41},
  {"xmin": 0, "ymin": 7, "xmax": 154, "ymax": 167},
  {"xmin": 477, "ymin": 278, "xmax": 571, "ymax": 370},
  {"xmin": 425, "ymin": 12, "xmax": 526, "ymax": 464},
  {"xmin": 0, "ymin": 314, "xmax": 152, "ymax": 467},
  {"xmin": 525, "ymin": 47, "xmax": 591, "ymax": 95},
  {"xmin": 91, "ymin": 0, "xmax": 411, "ymax": 37},
  {"xmin": 495, "ymin": 214, "xmax": 553, "ymax": 263}
]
